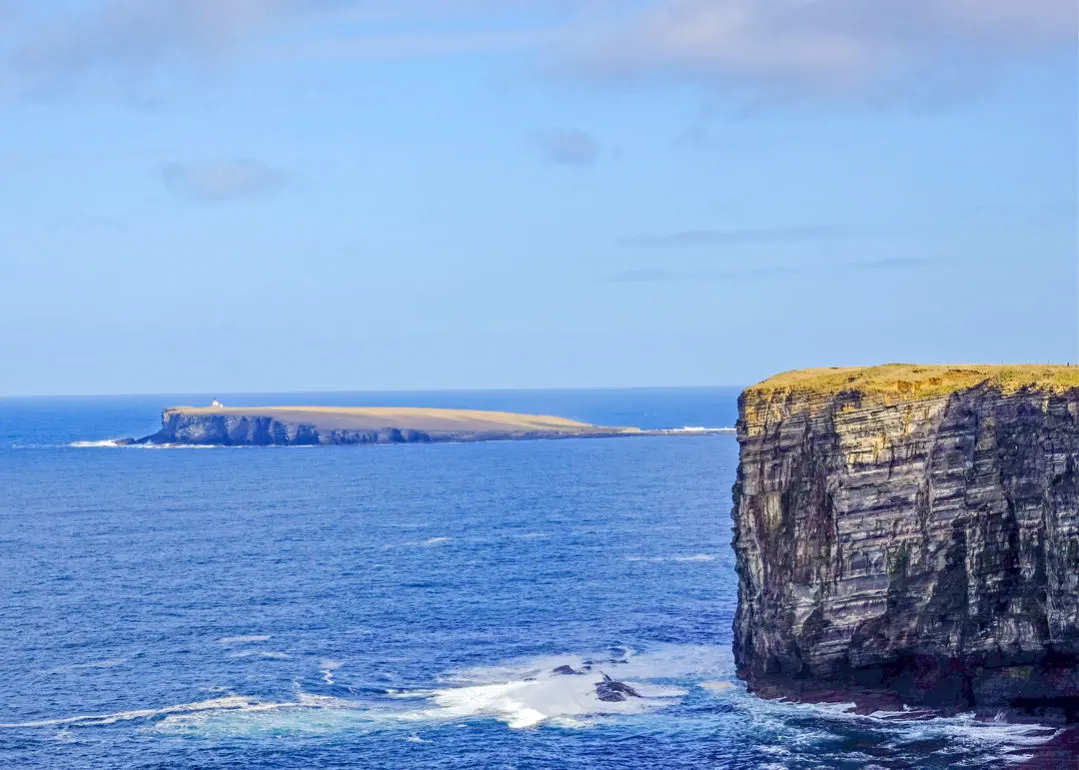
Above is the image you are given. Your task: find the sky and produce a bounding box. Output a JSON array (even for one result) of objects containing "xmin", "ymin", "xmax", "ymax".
[{"xmin": 0, "ymin": 0, "xmax": 1076, "ymax": 396}]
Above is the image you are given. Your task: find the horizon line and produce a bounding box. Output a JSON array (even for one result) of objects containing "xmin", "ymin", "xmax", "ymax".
[{"xmin": 0, "ymin": 383, "xmax": 748, "ymax": 400}]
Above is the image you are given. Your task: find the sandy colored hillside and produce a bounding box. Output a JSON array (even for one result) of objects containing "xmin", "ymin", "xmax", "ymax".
[{"xmin": 165, "ymin": 405, "xmax": 639, "ymax": 436}]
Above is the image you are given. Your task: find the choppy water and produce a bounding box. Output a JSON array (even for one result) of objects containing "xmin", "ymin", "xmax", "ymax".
[{"xmin": 0, "ymin": 389, "xmax": 1059, "ymax": 768}]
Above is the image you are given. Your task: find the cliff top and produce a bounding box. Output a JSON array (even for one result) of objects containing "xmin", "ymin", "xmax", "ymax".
[
  {"xmin": 164, "ymin": 405, "xmax": 639, "ymax": 435},
  {"xmin": 746, "ymin": 364, "xmax": 1079, "ymax": 401}
]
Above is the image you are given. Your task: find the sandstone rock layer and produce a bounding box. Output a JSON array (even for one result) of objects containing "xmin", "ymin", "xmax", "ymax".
[{"xmin": 732, "ymin": 365, "xmax": 1079, "ymax": 717}]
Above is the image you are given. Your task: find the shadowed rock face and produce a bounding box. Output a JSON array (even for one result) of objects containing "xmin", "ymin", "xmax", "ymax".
[
  {"xmin": 732, "ymin": 379, "xmax": 1079, "ymax": 719},
  {"xmin": 140, "ymin": 412, "xmax": 432, "ymax": 446}
]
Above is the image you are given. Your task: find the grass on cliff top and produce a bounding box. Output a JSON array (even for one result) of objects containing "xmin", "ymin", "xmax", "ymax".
[{"xmin": 747, "ymin": 364, "xmax": 1079, "ymax": 400}]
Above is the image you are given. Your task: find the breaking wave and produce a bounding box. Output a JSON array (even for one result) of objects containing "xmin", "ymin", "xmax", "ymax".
[
  {"xmin": 217, "ymin": 635, "xmax": 272, "ymax": 645},
  {"xmin": 626, "ymin": 554, "xmax": 718, "ymax": 563},
  {"xmin": 0, "ymin": 643, "xmax": 1060, "ymax": 765}
]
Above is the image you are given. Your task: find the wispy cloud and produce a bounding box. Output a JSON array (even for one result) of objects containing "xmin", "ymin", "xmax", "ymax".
[
  {"xmin": 533, "ymin": 128, "xmax": 601, "ymax": 166},
  {"xmin": 1, "ymin": 1, "xmax": 1073, "ymax": 101},
  {"xmin": 4, "ymin": 0, "xmax": 336, "ymax": 95},
  {"xmin": 569, "ymin": 0, "xmax": 1077, "ymax": 99},
  {"xmin": 618, "ymin": 226, "xmax": 846, "ymax": 249},
  {"xmin": 607, "ymin": 257, "xmax": 940, "ymax": 283},
  {"xmin": 161, "ymin": 159, "xmax": 287, "ymax": 201},
  {"xmin": 278, "ymin": 24, "xmax": 556, "ymax": 61}
]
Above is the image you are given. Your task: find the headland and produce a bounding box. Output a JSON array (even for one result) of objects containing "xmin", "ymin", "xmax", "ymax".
[{"xmin": 732, "ymin": 363, "xmax": 1079, "ymax": 721}]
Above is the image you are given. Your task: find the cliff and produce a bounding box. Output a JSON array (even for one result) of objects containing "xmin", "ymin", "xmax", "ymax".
[
  {"xmin": 133, "ymin": 405, "xmax": 645, "ymax": 446},
  {"xmin": 732, "ymin": 364, "xmax": 1079, "ymax": 719}
]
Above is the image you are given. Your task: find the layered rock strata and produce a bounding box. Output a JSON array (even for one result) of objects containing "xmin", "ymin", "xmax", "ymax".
[
  {"xmin": 732, "ymin": 365, "xmax": 1079, "ymax": 718},
  {"xmin": 140, "ymin": 411, "xmax": 431, "ymax": 445}
]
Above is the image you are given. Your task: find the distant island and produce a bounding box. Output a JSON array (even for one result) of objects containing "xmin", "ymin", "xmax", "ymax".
[{"xmin": 121, "ymin": 404, "xmax": 733, "ymax": 447}]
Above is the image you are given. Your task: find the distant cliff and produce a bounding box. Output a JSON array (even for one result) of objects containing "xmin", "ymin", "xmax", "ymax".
[
  {"xmin": 732, "ymin": 365, "xmax": 1079, "ymax": 719},
  {"xmin": 140, "ymin": 410, "xmax": 430, "ymax": 446}
]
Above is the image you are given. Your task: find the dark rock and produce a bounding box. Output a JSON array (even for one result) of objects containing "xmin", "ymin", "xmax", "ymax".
[
  {"xmin": 595, "ymin": 673, "xmax": 641, "ymax": 702},
  {"xmin": 552, "ymin": 665, "xmax": 582, "ymax": 676},
  {"xmin": 136, "ymin": 411, "xmax": 440, "ymax": 447}
]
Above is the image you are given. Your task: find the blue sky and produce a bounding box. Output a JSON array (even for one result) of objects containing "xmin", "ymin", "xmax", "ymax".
[{"xmin": 1, "ymin": 0, "xmax": 1076, "ymax": 395}]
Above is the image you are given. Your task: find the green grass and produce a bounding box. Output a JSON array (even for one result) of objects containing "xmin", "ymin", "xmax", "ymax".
[{"xmin": 746, "ymin": 364, "xmax": 1079, "ymax": 401}]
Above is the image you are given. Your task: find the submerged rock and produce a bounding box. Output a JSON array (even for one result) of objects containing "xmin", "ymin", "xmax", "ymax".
[
  {"xmin": 552, "ymin": 665, "xmax": 583, "ymax": 676},
  {"xmin": 732, "ymin": 365, "xmax": 1079, "ymax": 719},
  {"xmin": 595, "ymin": 673, "xmax": 641, "ymax": 703}
]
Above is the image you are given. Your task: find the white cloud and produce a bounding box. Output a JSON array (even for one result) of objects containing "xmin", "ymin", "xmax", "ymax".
[{"xmin": 5, "ymin": 0, "xmax": 335, "ymax": 93}]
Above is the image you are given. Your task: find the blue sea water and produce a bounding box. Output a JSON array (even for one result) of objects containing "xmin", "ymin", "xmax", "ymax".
[{"xmin": 0, "ymin": 389, "xmax": 1059, "ymax": 768}]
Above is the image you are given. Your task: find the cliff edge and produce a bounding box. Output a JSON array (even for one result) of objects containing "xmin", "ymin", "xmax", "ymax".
[{"xmin": 732, "ymin": 364, "xmax": 1079, "ymax": 719}]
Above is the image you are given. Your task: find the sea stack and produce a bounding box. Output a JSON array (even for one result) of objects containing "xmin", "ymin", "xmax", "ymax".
[{"xmin": 731, "ymin": 364, "xmax": 1079, "ymax": 719}]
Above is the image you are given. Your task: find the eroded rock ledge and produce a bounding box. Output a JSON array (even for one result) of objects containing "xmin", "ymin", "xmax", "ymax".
[{"xmin": 732, "ymin": 364, "xmax": 1079, "ymax": 720}]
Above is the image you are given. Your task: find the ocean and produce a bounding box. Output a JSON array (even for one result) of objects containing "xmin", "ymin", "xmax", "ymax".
[{"xmin": 0, "ymin": 389, "xmax": 1060, "ymax": 768}]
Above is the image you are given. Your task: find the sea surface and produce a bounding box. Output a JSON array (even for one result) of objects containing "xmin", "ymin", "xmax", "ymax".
[{"xmin": 0, "ymin": 389, "xmax": 1060, "ymax": 768}]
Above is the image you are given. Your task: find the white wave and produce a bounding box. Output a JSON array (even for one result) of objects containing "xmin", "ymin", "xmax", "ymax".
[
  {"xmin": 68, "ymin": 439, "xmax": 127, "ymax": 448},
  {"xmin": 422, "ymin": 675, "xmax": 683, "ymax": 729},
  {"xmin": 895, "ymin": 713, "xmax": 1059, "ymax": 751},
  {"xmin": 737, "ymin": 687, "xmax": 1060, "ymax": 766},
  {"xmin": 5, "ymin": 641, "xmax": 1054, "ymax": 763},
  {"xmin": 217, "ymin": 635, "xmax": 271, "ymax": 645},
  {"xmin": 700, "ymin": 681, "xmax": 737, "ymax": 693},
  {"xmin": 227, "ymin": 650, "xmax": 289, "ymax": 660},
  {"xmin": 0, "ymin": 696, "xmax": 288, "ymax": 729},
  {"xmin": 320, "ymin": 659, "xmax": 343, "ymax": 685},
  {"xmin": 46, "ymin": 658, "xmax": 129, "ymax": 674},
  {"xmin": 420, "ymin": 645, "xmax": 725, "ymax": 729},
  {"xmin": 667, "ymin": 426, "xmax": 736, "ymax": 434},
  {"xmin": 14, "ymin": 646, "xmax": 720, "ymax": 736},
  {"xmin": 386, "ymin": 536, "xmax": 453, "ymax": 549},
  {"xmin": 626, "ymin": 554, "xmax": 718, "ymax": 563}
]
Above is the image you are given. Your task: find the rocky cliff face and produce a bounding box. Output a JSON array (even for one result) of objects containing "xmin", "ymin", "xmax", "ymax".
[
  {"xmin": 143, "ymin": 411, "xmax": 433, "ymax": 446},
  {"xmin": 732, "ymin": 368, "xmax": 1079, "ymax": 718}
]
